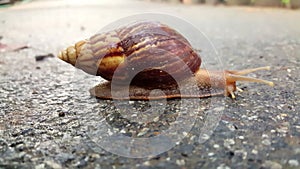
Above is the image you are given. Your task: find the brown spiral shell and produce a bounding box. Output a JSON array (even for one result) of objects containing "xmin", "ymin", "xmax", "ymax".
[{"xmin": 59, "ymin": 21, "xmax": 201, "ymax": 86}]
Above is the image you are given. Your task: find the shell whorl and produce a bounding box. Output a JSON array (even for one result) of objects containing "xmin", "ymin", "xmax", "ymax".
[
  {"xmin": 58, "ymin": 40, "xmax": 86, "ymax": 66},
  {"xmin": 58, "ymin": 21, "xmax": 201, "ymax": 86}
]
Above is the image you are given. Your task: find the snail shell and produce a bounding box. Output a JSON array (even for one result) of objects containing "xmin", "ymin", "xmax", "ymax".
[
  {"xmin": 59, "ymin": 21, "xmax": 201, "ymax": 87},
  {"xmin": 59, "ymin": 21, "xmax": 274, "ymax": 100}
]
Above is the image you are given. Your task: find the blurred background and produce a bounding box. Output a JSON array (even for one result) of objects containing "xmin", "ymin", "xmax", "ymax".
[
  {"xmin": 1, "ymin": 0, "xmax": 300, "ymax": 8},
  {"xmin": 0, "ymin": 0, "xmax": 299, "ymax": 169}
]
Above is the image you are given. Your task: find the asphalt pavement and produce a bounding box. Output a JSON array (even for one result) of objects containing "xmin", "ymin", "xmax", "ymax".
[{"xmin": 0, "ymin": 0, "xmax": 299, "ymax": 168}]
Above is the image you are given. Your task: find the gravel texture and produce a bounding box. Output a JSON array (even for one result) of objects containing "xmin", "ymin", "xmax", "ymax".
[{"xmin": 0, "ymin": 0, "xmax": 299, "ymax": 168}]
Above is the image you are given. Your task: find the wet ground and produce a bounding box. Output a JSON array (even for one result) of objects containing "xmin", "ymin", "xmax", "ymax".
[{"xmin": 0, "ymin": 0, "xmax": 299, "ymax": 168}]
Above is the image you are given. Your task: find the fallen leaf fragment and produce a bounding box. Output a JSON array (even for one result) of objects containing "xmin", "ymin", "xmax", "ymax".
[{"xmin": 0, "ymin": 42, "xmax": 28, "ymax": 52}]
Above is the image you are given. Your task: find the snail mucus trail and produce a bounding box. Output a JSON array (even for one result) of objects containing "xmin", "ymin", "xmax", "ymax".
[{"xmin": 58, "ymin": 21, "xmax": 274, "ymax": 100}]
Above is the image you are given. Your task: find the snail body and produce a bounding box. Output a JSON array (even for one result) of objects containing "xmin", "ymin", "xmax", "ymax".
[{"xmin": 59, "ymin": 21, "xmax": 273, "ymax": 100}]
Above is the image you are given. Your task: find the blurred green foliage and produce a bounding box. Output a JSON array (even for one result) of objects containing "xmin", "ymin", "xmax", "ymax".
[
  {"xmin": 250, "ymin": 0, "xmax": 290, "ymax": 4},
  {"xmin": 281, "ymin": 0, "xmax": 290, "ymax": 4}
]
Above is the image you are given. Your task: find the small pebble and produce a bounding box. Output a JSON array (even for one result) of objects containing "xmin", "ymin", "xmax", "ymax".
[
  {"xmin": 0, "ymin": 139, "xmax": 8, "ymax": 153},
  {"xmin": 251, "ymin": 149, "xmax": 258, "ymax": 155},
  {"xmin": 58, "ymin": 112, "xmax": 65, "ymax": 117},
  {"xmin": 213, "ymin": 144, "xmax": 220, "ymax": 149},
  {"xmin": 262, "ymin": 139, "xmax": 271, "ymax": 146},
  {"xmin": 176, "ymin": 159, "xmax": 185, "ymax": 166},
  {"xmin": 238, "ymin": 136, "xmax": 244, "ymax": 140},
  {"xmin": 107, "ymin": 130, "xmax": 113, "ymax": 136},
  {"xmin": 199, "ymin": 134, "xmax": 210, "ymax": 142},
  {"xmin": 137, "ymin": 128, "xmax": 149, "ymax": 137},
  {"xmin": 18, "ymin": 152, "xmax": 27, "ymax": 158},
  {"xmin": 153, "ymin": 116, "xmax": 160, "ymax": 122},
  {"xmin": 288, "ymin": 159, "xmax": 299, "ymax": 167},
  {"xmin": 90, "ymin": 153, "xmax": 100, "ymax": 159},
  {"xmin": 35, "ymin": 53, "xmax": 54, "ymax": 61},
  {"xmin": 224, "ymin": 139, "xmax": 235, "ymax": 148},
  {"xmin": 80, "ymin": 26, "xmax": 85, "ymax": 31},
  {"xmin": 35, "ymin": 164, "xmax": 45, "ymax": 169},
  {"xmin": 248, "ymin": 115, "xmax": 258, "ymax": 120},
  {"xmin": 262, "ymin": 160, "xmax": 282, "ymax": 169},
  {"xmin": 234, "ymin": 150, "xmax": 247, "ymax": 160},
  {"xmin": 227, "ymin": 123, "xmax": 237, "ymax": 131},
  {"xmin": 294, "ymin": 148, "xmax": 300, "ymax": 154},
  {"xmin": 208, "ymin": 152, "xmax": 214, "ymax": 156},
  {"xmin": 44, "ymin": 160, "xmax": 62, "ymax": 169},
  {"xmin": 143, "ymin": 161, "xmax": 150, "ymax": 166},
  {"xmin": 277, "ymin": 126, "xmax": 289, "ymax": 133},
  {"xmin": 217, "ymin": 164, "xmax": 231, "ymax": 169}
]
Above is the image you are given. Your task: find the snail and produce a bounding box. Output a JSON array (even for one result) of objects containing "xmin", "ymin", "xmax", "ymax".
[{"xmin": 58, "ymin": 21, "xmax": 274, "ymax": 100}]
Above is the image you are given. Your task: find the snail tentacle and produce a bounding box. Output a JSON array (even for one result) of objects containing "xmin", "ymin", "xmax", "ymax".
[
  {"xmin": 228, "ymin": 66, "xmax": 271, "ymax": 75},
  {"xmin": 194, "ymin": 67, "xmax": 274, "ymax": 99}
]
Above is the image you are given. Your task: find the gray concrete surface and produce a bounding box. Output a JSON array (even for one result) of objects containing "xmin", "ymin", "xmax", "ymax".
[{"xmin": 0, "ymin": 0, "xmax": 300, "ymax": 168}]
